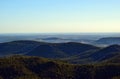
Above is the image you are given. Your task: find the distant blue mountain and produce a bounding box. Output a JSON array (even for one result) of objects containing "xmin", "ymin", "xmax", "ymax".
[{"xmin": 94, "ymin": 37, "xmax": 120, "ymax": 45}]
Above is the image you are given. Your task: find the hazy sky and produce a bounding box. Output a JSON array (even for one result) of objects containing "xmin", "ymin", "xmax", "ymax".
[{"xmin": 0, "ymin": 0, "xmax": 120, "ymax": 33}]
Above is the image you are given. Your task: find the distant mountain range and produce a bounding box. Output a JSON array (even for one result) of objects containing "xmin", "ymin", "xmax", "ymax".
[
  {"xmin": 0, "ymin": 40, "xmax": 120, "ymax": 64},
  {"xmin": 34, "ymin": 37, "xmax": 120, "ymax": 46},
  {"xmin": 94, "ymin": 37, "xmax": 120, "ymax": 45},
  {"xmin": 0, "ymin": 35, "xmax": 120, "ymax": 46}
]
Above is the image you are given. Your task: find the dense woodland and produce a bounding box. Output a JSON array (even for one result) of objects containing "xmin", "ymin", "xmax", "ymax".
[{"xmin": 0, "ymin": 55, "xmax": 119, "ymax": 79}]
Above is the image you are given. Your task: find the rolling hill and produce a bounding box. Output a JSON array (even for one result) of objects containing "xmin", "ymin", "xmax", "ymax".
[
  {"xmin": 63, "ymin": 45, "xmax": 120, "ymax": 64},
  {"xmin": 0, "ymin": 40, "xmax": 120, "ymax": 64},
  {"xmin": 0, "ymin": 40, "xmax": 41, "ymax": 56},
  {"xmin": 26, "ymin": 42, "xmax": 99, "ymax": 58},
  {"xmin": 0, "ymin": 40, "xmax": 99, "ymax": 58},
  {"xmin": 90, "ymin": 45, "xmax": 120, "ymax": 61},
  {"xmin": 0, "ymin": 40, "xmax": 119, "ymax": 79}
]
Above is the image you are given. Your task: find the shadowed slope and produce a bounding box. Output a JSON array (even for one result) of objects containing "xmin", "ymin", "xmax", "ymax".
[{"xmin": 27, "ymin": 42, "xmax": 99, "ymax": 58}]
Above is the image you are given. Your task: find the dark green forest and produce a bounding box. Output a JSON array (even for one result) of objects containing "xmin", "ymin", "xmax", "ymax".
[{"xmin": 0, "ymin": 55, "xmax": 119, "ymax": 79}]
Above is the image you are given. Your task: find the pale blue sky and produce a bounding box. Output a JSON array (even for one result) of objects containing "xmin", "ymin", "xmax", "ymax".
[{"xmin": 0, "ymin": 0, "xmax": 120, "ymax": 33}]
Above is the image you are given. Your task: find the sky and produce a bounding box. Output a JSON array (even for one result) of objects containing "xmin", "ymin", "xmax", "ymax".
[{"xmin": 0, "ymin": 0, "xmax": 120, "ymax": 33}]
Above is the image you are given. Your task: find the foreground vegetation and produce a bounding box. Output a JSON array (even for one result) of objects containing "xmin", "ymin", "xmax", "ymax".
[{"xmin": 0, "ymin": 55, "xmax": 119, "ymax": 79}]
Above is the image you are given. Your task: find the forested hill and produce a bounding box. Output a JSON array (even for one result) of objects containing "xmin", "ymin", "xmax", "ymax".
[{"xmin": 0, "ymin": 55, "xmax": 119, "ymax": 79}]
